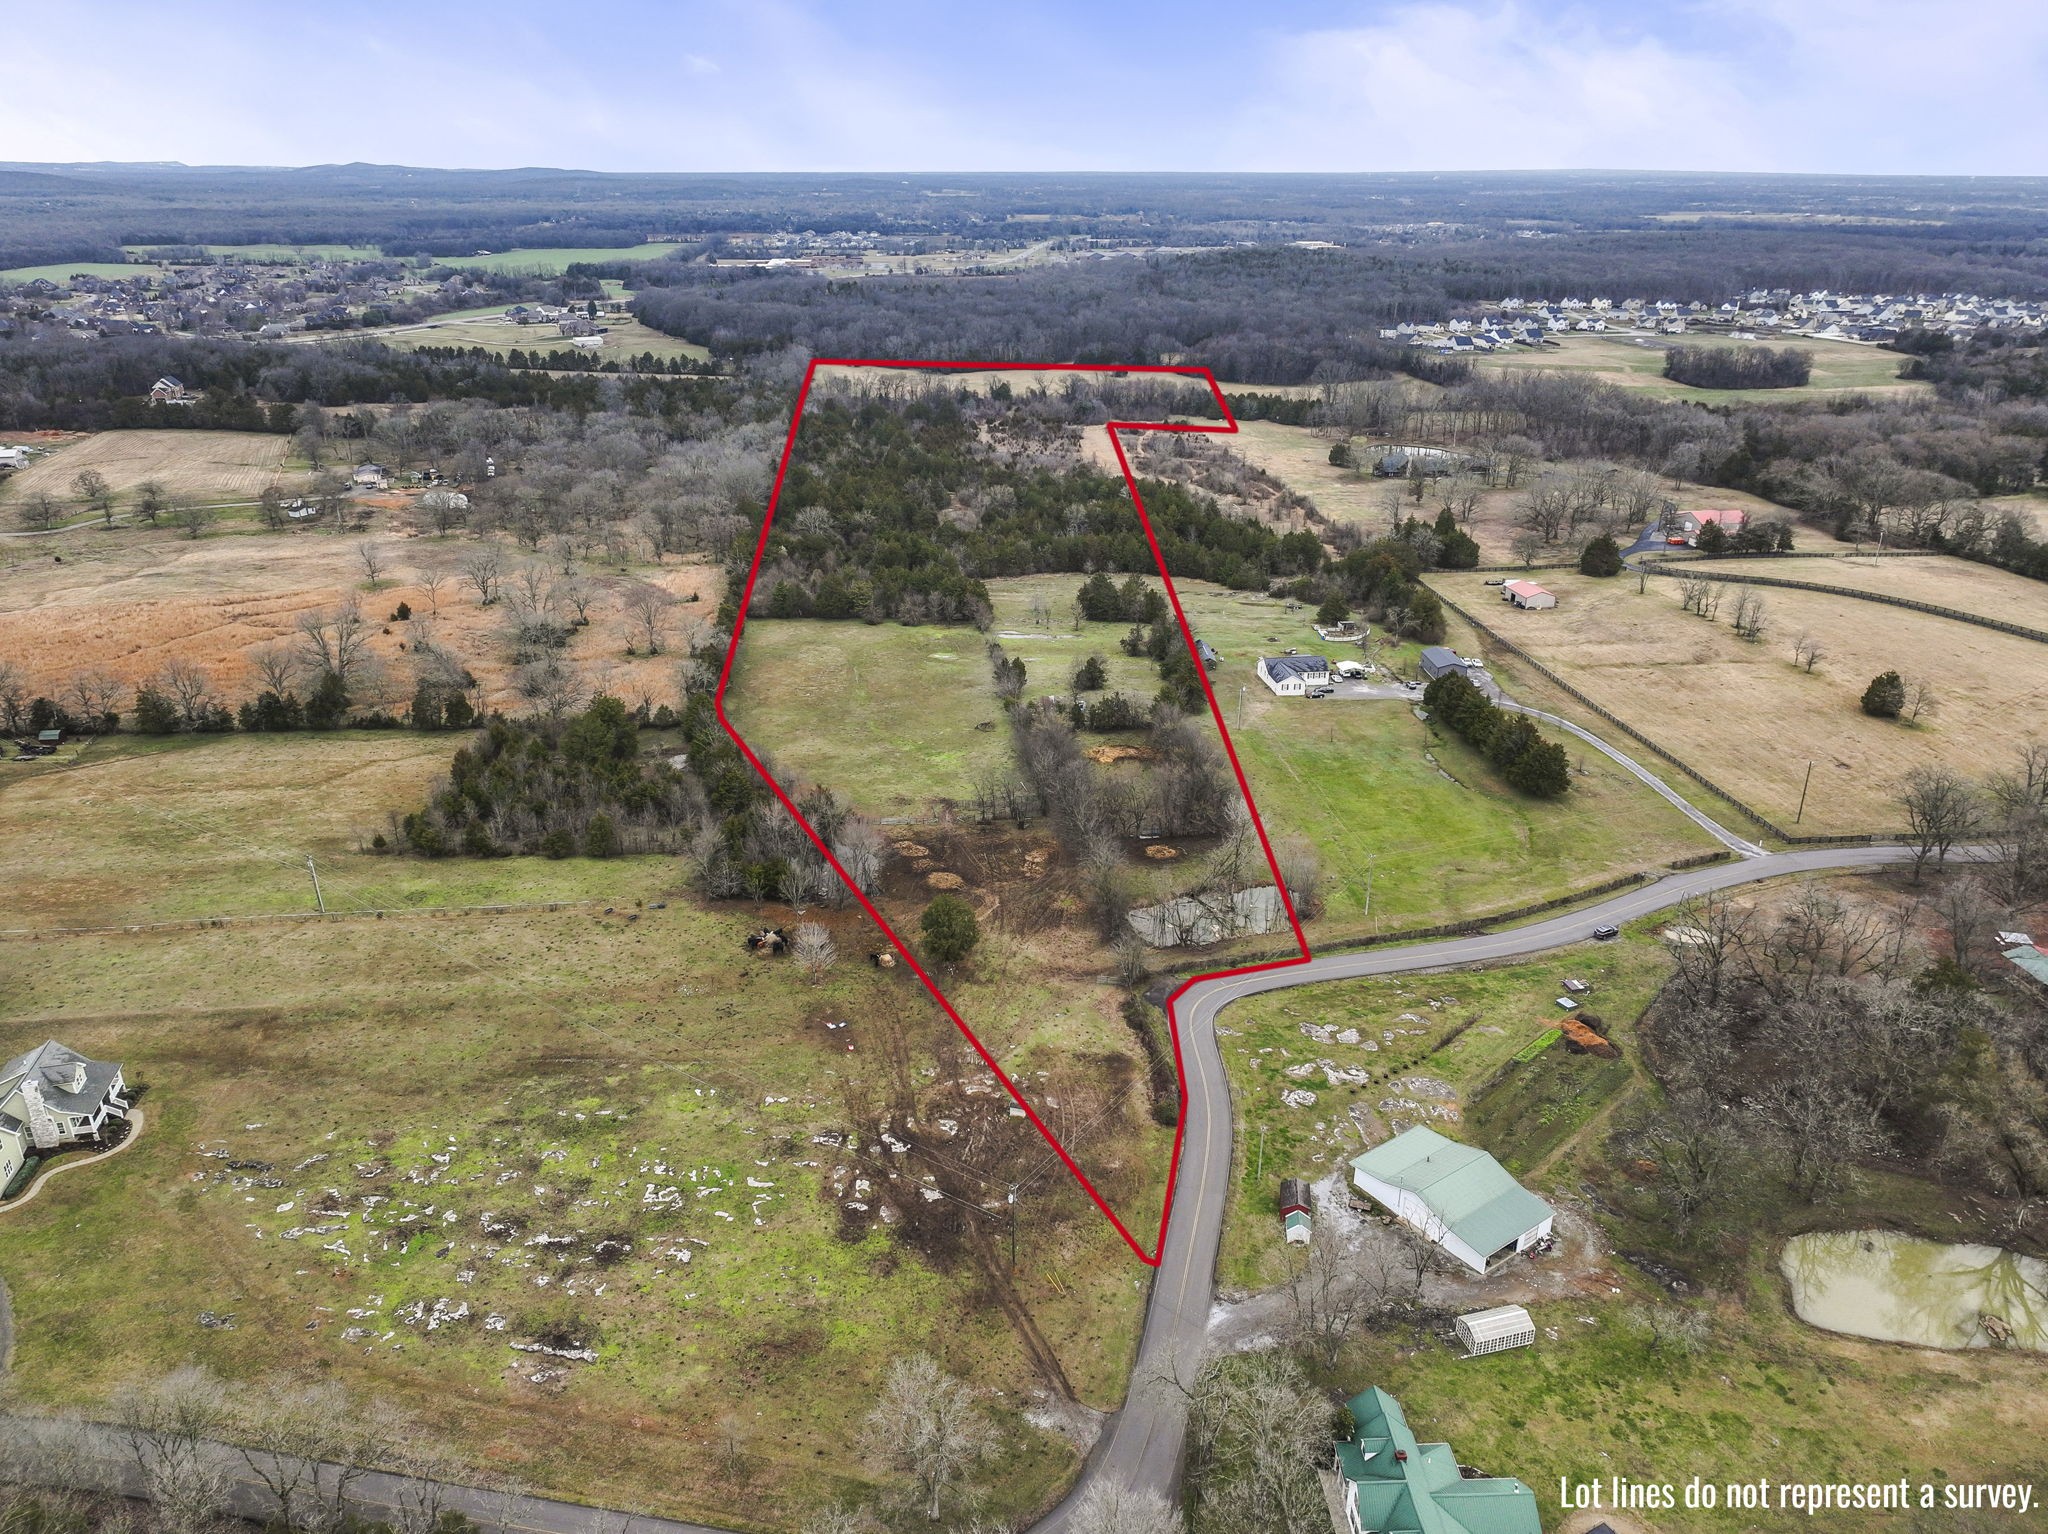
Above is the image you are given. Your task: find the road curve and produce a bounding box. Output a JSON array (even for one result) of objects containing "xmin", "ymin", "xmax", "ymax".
[
  {"xmin": 0, "ymin": 847, "xmax": 1965, "ymax": 1532},
  {"xmin": 1030, "ymin": 840, "xmax": 1961, "ymax": 1526}
]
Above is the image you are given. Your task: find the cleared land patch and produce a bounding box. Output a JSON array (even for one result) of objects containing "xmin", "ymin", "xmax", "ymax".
[
  {"xmin": 1432, "ymin": 568, "xmax": 2047, "ymax": 832},
  {"xmin": 1475, "ymin": 332, "xmax": 1927, "ymax": 402},
  {"xmin": 0, "ymin": 524, "xmax": 717, "ymax": 712},
  {"xmin": 0, "ymin": 429, "xmax": 305, "ymax": 508}
]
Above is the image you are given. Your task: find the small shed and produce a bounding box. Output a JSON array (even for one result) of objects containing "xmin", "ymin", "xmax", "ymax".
[
  {"xmin": 1279, "ymin": 1178, "xmax": 1311, "ymax": 1244},
  {"xmin": 1455, "ymin": 1304, "xmax": 1535, "ymax": 1357}
]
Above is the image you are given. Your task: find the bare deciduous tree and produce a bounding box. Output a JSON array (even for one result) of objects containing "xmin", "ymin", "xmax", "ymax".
[
  {"xmin": 462, "ymin": 545, "xmax": 504, "ymax": 606},
  {"xmin": 161, "ymin": 658, "xmax": 215, "ymax": 728},
  {"xmin": 296, "ymin": 599, "xmax": 372, "ymax": 686},
  {"xmin": 416, "ymin": 568, "xmax": 448, "ymax": 613},
  {"xmin": 1792, "ymin": 631, "xmax": 1826, "ymax": 673},
  {"xmin": 251, "ymin": 642, "xmax": 299, "ymax": 698},
  {"xmin": 232, "ymin": 1372, "xmax": 388, "ymax": 1533},
  {"xmin": 1898, "ymin": 764, "xmax": 1979, "ymax": 883},
  {"xmin": 1903, "ymin": 673, "xmax": 1939, "ymax": 724},
  {"xmin": 621, "ymin": 581, "xmax": 676, "ymax": 654},
  {"xmin": 1184, "ymin": 1349, "xmax": 1330, "ymax": 1534},
  {"xmin": 0, "ymin": 660, "xmax": 28, "ymax": 733},
  {"xmin": 861, "ymin": 1354, "xmax": 997, "ymax": 1522},
  {"xmin": 794, "ymin": 921, "xmax": 838, "ymax": 983},
  {"xmin": 356, "ymin": 541, "xmax": 389, "ymax": 586},
  {"xmin": 65, "ymin": 669, "xmax": 125, "ymax": 730},
  {"xmin": 110, "ymin": 1366, "xmax": 237, "ymax": 1534},
  {"xmin": 1066, "ymin": 1480, "xmax": 1184, "ymax": 1534}
]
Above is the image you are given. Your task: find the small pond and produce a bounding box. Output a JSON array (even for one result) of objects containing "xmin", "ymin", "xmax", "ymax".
[{"xmin": 1781, "ymin": 1230, "xmax": 2048, "ymax": 1352}]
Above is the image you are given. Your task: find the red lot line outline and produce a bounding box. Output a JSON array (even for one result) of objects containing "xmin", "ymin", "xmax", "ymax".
[{"xmin": 715, "ymin": 359, "xmax": 1315, "ymax": 1266}]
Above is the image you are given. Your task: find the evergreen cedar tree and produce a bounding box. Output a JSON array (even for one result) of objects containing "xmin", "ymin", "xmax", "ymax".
[
  {"xmin": 1073, "ymin": 654, "xmax": 1108, "ymax": 692},
  {"xmin": 1316, "ymin": 594, "xmax": 1351, "ymax": 625},
  {"xmin": 920, "ymin": 894, "xmax": 980, "ymax": 964},
  {"xmin": 1422, "ymin": 671, "xmax": 1572, "ymax": 797},
  {"xmin": 1579, "ymin": 534, "xmax": 1624, "ymax": 577},
  {"xmin": 1695, "ymin": 520, "xmax": 1729, "ymax": 554},
  {"xmin": 1431, "ymin": 507, "xmax": 1481, "ymax": 570},
  {"xmin": 1862, "ymin": 670, "xmax": 1907, "ymax": 719}
]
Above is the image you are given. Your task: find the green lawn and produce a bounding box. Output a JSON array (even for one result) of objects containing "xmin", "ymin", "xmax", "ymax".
[
  {"xmin": 1227, "ymin": 693, "xmax": 1719, "ymax": 941},
  {"xmin": 0, "ymin": 733, "xmax": 679, "ymax": 929},
  {"xmin": 1212, "ymin": 933, "xmax": 1672, "ymax": 1287},
  {"xmin": 0, "ymin": 728, "xmax": 1161, "ymax": 1529},
  {"xmin": 727, "ymin": 576, "xmax": 1721, "ymax": 934},
  {"xmin": 1337, "ymin": 1265, "xmax": 2048, "ymax": 1533}
]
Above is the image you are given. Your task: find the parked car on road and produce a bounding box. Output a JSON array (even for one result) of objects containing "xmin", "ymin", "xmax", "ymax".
[{"xmin": 1592, "ymin": 924, "xmax": 1621, "ymax": 941}]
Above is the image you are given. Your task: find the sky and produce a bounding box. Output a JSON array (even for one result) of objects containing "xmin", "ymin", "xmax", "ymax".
[{"xmin": 5, "ymin": 0, "xmax": 2046, "ymax": 176}]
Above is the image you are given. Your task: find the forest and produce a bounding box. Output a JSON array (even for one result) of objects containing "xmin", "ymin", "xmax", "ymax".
[
  {"xmin": 10, "ymin": 163, "xmax": 2048, "ymax": 284},
  {"xmin": 740, "ymin": 392, "xmax": 1316, "ymax": 625}
]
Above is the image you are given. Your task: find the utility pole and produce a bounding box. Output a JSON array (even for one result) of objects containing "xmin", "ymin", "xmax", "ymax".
[
  {"xmin": 1007, "ymin": 1188, "xmax": 1018, "ymax": 1271},
  {"xmin": 1794, "ymin": 761, "xmax": 1814, "ymax": 825},
  {"xmin": 305, "ymin": 856, "xmax": 326, "ymax": 915},
  {"xmin": 1255, "ymin": 1125, "xmax": 1266, "ymax": 1184},
  {"xmin": 1363, "ymin": 851, "xmax": 1374, "ymax": 923}
]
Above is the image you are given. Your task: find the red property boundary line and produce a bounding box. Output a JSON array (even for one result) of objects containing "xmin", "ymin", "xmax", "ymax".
[{"xmin": 714, "ymin": 359, "xmax": 1315, "ymax": 1266}]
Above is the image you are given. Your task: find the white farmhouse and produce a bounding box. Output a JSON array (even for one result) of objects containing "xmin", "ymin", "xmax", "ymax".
[
  {"xmin": 1256, "ymin": 654, "xmax": 1331, "ymax": 696},
  {"xmin": 1350, "ymin": 1126, "xmax": 1553, "ymax": 1275},
  {"xmin": 0, "ymin": 1041, "xmax": 131, "ymax": 1194}
]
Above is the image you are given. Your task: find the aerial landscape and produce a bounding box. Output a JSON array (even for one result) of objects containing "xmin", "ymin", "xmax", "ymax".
[{"xmin": 1, "ymin": 5, "xmax": 2046, "ymax": 1533}]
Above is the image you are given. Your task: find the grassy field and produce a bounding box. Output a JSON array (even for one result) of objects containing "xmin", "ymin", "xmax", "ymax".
[
  {"xmin": 369, "ymin": 311, "xmax": 712, "ymax": 363},
  {"xmin": 1227, "ymin": 687, "xmax": 1718, "ymax": 939},
  {"xmin": 0, "ymin": 734, "xmax": 1163, "ymax": 1529},
  {"xmin": 729, "ymin": 575, "xmax": 1721, "ymax": 937},
  {"xmin": 1476, "ymin": 332, "xmax": 1928, "ymax": 402},
  {"xmin": 0, "ymin": 262, "xmax": 149, "ymax": 285},
  {"xmin": 1339, "ymin": 1260, "xmax": 2048, "ymax": 1533},
  {"xmin": 0, "ymin": 430, "xmax": 303, "ymax": 509},
  {"xmin": 0, "ymin": 733, "xmax": 686, "ymax": 928},
  {"xmin": 433, "ymin": 245, "xmax": 693, "ymax": 275},
  {"xmin": 1213, "ymin": 933, "xmax": 1672, "ymax": 1287},
  {"xmin": 1681, "ymin": 551, "xmax": 2048, "ymax": 632},
  {"xmin": 1433, "ymin": 568, "xmax": 2046, "ymax": 833}
]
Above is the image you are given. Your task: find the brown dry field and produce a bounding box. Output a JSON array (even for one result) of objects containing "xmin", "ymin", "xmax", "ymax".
[
  {"xmin": 0, "ymin": 430, "xmax": 310, "ymax": 507},
  {"xmin": 1227, "ymin": 420, "xmax": 1802, "ymax": 562},
  {"xmin": 1682, "ymin": 551, "xmax": 2048, "ymax": 633},
  {"xmin": 1432, "ymin": 568, "xmax": 2048, "ymax": 832},
  {"xmin": 0, "ymin": 524, "xmax": 720, "ymax": 713}
]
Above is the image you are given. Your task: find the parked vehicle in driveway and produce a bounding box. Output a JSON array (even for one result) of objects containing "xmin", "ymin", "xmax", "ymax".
[
  {"xmin": 1483, "ymin": 577, "xmax": 1506, "ymax": 586},
  {"xmin": 1308, "ymin": 686, "xmax": 1334, "ymax": 698}
]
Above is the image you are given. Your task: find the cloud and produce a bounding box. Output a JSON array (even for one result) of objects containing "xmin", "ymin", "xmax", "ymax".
[
  {"xmin": 0, "ymin": 0, "xmax": 2039, "ymax": 173},
  {"xmin": 1217, "ymin": 0, "xmax": 2048, "ymax": 174}
]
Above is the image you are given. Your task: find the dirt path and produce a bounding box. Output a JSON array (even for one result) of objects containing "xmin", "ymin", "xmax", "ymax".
[{"xmin": 0, "ymin": 1108, "xmax": 147, "ymax": 1216}]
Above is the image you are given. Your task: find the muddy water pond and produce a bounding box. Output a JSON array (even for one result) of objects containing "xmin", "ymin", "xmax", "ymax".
[{"xmin": 1781, "ymin": 1230, "xmax": 2048, "ymax": 1351}]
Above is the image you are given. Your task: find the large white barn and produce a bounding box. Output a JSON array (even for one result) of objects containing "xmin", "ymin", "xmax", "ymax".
[{"xmin": 1350, "ymin": 1126, "xmax": 1554, "ymax": 1275}]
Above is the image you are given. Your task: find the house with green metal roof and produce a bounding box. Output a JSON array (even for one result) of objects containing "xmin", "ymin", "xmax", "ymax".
[
  {"xmin": 1331, "ymin": 1386, "xmax": 1540, "ymax": 1534},
  {"xmin": 1350, "ymin": 1126, "xmax": 1553, "ymax": 1274},
  {"xmin": 2003, "ymin": 943, "xmax": 2048, "ymax": 989}
]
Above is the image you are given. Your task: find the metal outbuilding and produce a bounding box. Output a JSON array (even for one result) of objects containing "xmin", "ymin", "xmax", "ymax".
[{"xmin": 1454, "ymin": 1304, "xmax": 1537, "ymax": 1357}]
